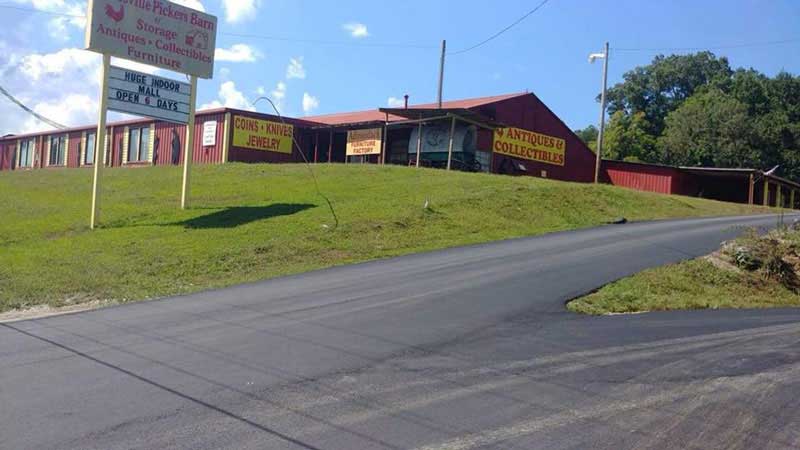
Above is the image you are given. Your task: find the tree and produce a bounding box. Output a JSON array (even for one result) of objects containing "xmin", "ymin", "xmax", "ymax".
[
  {"xmin": 573, "ymin": 125, "xmax": 598, "ymax": 152},
  {"xmin": 603, "ymin": 111, "xmax": 658, "ymax": 162},
  {"xmin": 658, "ymin": 90, "xmax": 756, "ymax": 168},
  {"xmin": 605, "ymin": 51, "xmax": 733, "ymax": 136}
]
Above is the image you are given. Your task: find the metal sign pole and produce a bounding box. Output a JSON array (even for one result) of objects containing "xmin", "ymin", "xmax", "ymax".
[
  {"xmin": 90, "ymin": 53, "xmax": 111, "ymax": 230},
  {"xmin": 181, "ymin": 75, "xmax": 198, "ymax": 210}
]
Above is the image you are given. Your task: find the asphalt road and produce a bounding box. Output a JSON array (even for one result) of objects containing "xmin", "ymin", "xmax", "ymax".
[{"xmin": 3, "ymin": 214, "xmax": 800, "ymax": 450}]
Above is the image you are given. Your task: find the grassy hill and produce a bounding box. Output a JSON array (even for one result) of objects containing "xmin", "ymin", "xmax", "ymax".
[{"xmin": 0, "ymin": 163, "xmax": 772, "ymax": 313}]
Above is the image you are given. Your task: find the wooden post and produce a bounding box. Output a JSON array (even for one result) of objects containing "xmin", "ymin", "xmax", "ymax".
[
  {"xmin": 791, "ymin": 190, "xmax": 796, "ymax": 210},
  {"xmin": 777, "ymin": 185, "xmax": 782, "ymax": 208},
  {"xmin": 328, "ymin": 129, "xmax": 333, "ymax": 163},
  {"xmin": 763, "ymin": 179, "xmax": 769, "ymax": 206},
  {"xmin": 748, "ymin": 173, "xmax": 754, "ymax": 205},
  {"xmin": 313, "ymin": 132, "xmax": 319, "ymax": 163},
  {"xmin": 415, "ymin": 121, "xmax": 422, "ymax": 168},
  {"xmin": 90, "ymin": 53, "xmax": 111, "ymax": 230},
  {"xmin": 446, "ymin": 116, "xmax": 456, "ymax": 171},
  {"xmin": 180, "ymin": 75, "xmax": 198, "ymax": 210}
]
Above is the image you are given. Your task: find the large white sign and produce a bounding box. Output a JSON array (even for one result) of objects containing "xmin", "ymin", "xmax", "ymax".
[
  {"xmin": 85, "ymin": 0, "xmax": 217, "ymax": 79},
  {"xmin": 107, "ymin": 65, "xmax": 191, "ymax": 123}
]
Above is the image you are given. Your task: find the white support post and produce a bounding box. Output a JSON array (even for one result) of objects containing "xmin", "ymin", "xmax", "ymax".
[
  {"xmin": 90, "ymin": 53, "xmax": 111, "ymax": 230},
  {"xmin": 415, "ymin": 121, "xmax": 422, "ymax": 168},
  {"xmin": 181, "ymin": 75, "xmax": 198, "ymax": 210},
  {"xmin": 446, "ymin": 115, "xmax": 456, "ymax": 171}
]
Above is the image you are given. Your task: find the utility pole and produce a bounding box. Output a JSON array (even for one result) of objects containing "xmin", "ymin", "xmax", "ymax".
[
  {"xmin": 589, "ymin": 42, "xmax": 609, "ymax": 184},
  {"xmin": 437, "ymin": 40, "xmax": 446, "ymax": 108}
]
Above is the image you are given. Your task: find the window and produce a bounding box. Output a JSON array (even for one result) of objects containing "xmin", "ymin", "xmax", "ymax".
[
  {"xmin": 18, "ymin": 139, "xmax": 34, "ymax": 167},
  {"xmin": 128, "ymin": 126, "xmax": 150, "ymax": 162},
  {"xmin": 49, "ymin": 135, "xmax": 66, "ymax": 166},
  {"xmin": 84, "ymin": 132, "xmax": 96, "ymax": 165}
]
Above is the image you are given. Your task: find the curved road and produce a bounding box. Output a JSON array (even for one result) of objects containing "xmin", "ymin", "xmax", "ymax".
[{"xmin": 2, "ymin": 214, "xmax": 800, "ymax": 449}]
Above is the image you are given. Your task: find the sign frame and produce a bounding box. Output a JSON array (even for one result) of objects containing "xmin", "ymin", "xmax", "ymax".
[
  {"xmin": 107, "ymin": 65, "xmax": 191, "ymax": 124},
  {"xmin": 85, "ymin": 0, "xmax": 217, "ymax": 79}
]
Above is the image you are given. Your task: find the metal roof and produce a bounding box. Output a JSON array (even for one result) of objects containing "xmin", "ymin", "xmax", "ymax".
[{"xmin": 304, "ymin": 92, "xmax": 528, "ymax": 126}]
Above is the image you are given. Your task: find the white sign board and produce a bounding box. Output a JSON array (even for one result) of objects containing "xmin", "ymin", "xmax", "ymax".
[
  {"xmin": 202, "ymin": 121, "xmax": 217, "ymax": 146},
  {"xmin": 85, "ymin": 0, "xmax": 217, "ymax": 79},
  {"xmin": 107, "ymin": 65, "xmax": 191, "ymax": 123}
]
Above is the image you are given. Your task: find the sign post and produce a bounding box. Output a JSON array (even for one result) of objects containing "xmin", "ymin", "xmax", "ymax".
[
  {"xmin": 181, "ymin": 75, "xmax": 198, "ymax": 209},
  {"xmin": 84, "ymin": 0, "xmax": 216, "ymax": 225},
  {"xmin": 90, "ymin": 53, "xmax": 111, "ymax": 230}
]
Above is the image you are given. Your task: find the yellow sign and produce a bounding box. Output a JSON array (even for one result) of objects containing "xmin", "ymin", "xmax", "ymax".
[
  {"xmin": 493, "ymin": 127, "xmax": 565, "ymax": 166},
  {"xmin": 232, "ymin": 115, "xmax": 294, "ymax": 154},
  {"xmin": 346, "ymin": 128, "xmax": 383, "ymax": 156}
]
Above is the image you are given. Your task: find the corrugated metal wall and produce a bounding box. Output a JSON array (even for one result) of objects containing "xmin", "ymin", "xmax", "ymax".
[
  {"xmin": 601, "ymin": 160, "xmax": 681, "ymax": 194},
  {"xmin": 0, "ymin": 141, "xmax": 14, "ymax": 170}
]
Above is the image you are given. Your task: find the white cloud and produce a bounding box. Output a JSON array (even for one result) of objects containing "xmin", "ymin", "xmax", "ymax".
[
  {"xmin": 13, "ymin": 0, "xmax": 87, "ymax": 37},
  {"xmin": 222, "ymin": 0, "xmax": 258, "ymax": 23},
  {"xmin": 343, "ymin": 22, "xmax": 369, "ymax": 38},
  {"xmin": 19, "ymin": 47, "xmax": 97, "ymax": 82},
  {"xmin": 171, "ymin": 0, "xmax": 205, "ymax": 11},
  {"xmin": 286, "ymin": 57, "xmax": 306, "ymax": 79},
  {"xmin": 387, "ymin": 96, "xmax": 406, "ymax": 107},
  {"xmin": 256, "ymin": 86, "xmax": 266, "ymax": 96},
  {"xmin": 200, "ymin": 81, "xmax": 255, "ymax": 111},
  {"xmin": 22, "ymin": 94, "xmax": 97, "ymax": 133},
  {"xmin": 218, "ymin": 67, "xmax": 231, "ymax": 79},
  {"xmin": 267, "ymin": 81, "xmax": 287, "ymax": 113},
  {"xmin": 302, "ymin": 92, "xmax": 319, "ymax": 115},
  {"xmin": 215, "ymin": 44, "xmax": 262, "ymax": 63}
]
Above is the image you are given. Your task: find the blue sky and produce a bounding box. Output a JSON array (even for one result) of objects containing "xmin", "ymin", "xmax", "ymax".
[{"xmin": 0, "ymin": 0, "xmax": 798, "ymax": 135}]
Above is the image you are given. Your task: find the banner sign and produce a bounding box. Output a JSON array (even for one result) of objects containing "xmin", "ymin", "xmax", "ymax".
[
  {"xmin": 202, "ymin": 121, "xmax": 217, "ymax": 146},
  {"xmin": 107, "ymin": 65, "xmax": 190, "ymax": 123},
  {"xmin": 85, "ymin": 0, "xmax": 217, "ymax": 79},
  {"xmin": 346, "ymin": 128, "xmax": 382, "ymax": 156},
  {"xmin": 231, "ymin": 116, "xmax": 294, "ymax": 154},
  {"xmin": 493, "ymin": 127, "xmax": 566, "ymax": 166}
]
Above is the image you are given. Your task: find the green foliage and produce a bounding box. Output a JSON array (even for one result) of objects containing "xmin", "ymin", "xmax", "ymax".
[
  {"xmin": 570, "ymin": 229, "xmax": 800, "ymax": 315},
  {"xmin": 593, "ymin": 52, "xmax": 800, "ymax": 178},
  {"xmin": 604, "ymin": 111, "xmax": 658, "ymax": 162},
  {"xmin": 574, "ymin": 125, "xmax": 598, "ymax": 152},
  {"xmin": 659, "ymin": 89, "xmax": 757, "ymax": 167},
  {"xmin": 0, "ymin": 163, "xmax": 770, "ymax": 312}
]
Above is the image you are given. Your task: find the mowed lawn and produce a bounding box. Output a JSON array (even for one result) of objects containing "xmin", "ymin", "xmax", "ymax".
[{"xmin": 0, "ymin": 163, "xmax": 772, "ymax": 312}]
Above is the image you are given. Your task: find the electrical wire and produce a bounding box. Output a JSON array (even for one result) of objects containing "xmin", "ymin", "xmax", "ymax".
[
  {"xmin": 447, "ymin": 0, "xmax": 550, "ymax": 56},
  {"xmin": 250, "ymin": 96, "xmax": 340, "ymax": 231},
  {"xmin": 0, "ymin": 84, "xmax": 68, "ymax": 130}
]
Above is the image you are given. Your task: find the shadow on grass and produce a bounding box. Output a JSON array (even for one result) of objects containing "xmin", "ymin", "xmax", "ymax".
[{"xmin": 180, "ymin": 203, "xmax": 316, "ymax": 229}]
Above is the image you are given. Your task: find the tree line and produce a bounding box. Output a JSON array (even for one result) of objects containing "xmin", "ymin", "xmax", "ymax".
[{"xmin": 575, "ymin": 52, "xmax": 800, "ymax": 180}]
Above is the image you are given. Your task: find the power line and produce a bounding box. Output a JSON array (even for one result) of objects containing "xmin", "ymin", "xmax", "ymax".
[
  {"xmin": 0, "ymin": 84, "xmax": 68, "ymax": 129},
  {"xmin": 447, "ymin": 0, "xmax": 550, "ymax": 56},
  {"xmin": 0, "ymin": 3, "xmax": 436, "ymax": 50},
  {"xmin": 613, "ymin": 38, "xmax": 800, "ymax": 52}
]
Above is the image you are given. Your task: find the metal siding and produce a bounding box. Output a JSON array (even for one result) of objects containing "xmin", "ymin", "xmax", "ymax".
[
  {"xmin": 68, "ymin": 131, "xmax": 82, "ymax": 168},
  {"xmin": 486, "ymin": 94, "xmax": 596, "ymax": 182},
  {"xmin": 0, "ymin": 141, "xmax": 14, "ymax": 170},
  {"xmin": 600, "ymin": 160, "xmax": 679, "ymax": 195},
  {"xmin": 194, "ymin": 112, "xmax": 226, "ymax": 164}
]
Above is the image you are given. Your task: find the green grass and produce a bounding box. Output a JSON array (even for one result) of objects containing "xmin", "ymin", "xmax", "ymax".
[
  {"xmin": 568, "ymin": 258, "xmax": 800, "ymax": 315},
  {"xmin": 0, "ymin": 163, "xmax": 772, "ymax": 313}
]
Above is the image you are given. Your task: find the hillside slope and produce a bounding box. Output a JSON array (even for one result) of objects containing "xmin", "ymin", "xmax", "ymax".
[{"xmin": 0, "ymin": 163, "xmax": 772, "ymax": 312}]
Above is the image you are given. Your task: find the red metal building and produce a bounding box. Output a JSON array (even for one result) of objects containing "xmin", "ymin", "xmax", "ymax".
[{"xmin": 1, "ymin": 91, "xmax": 796, "ymax": 208}]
